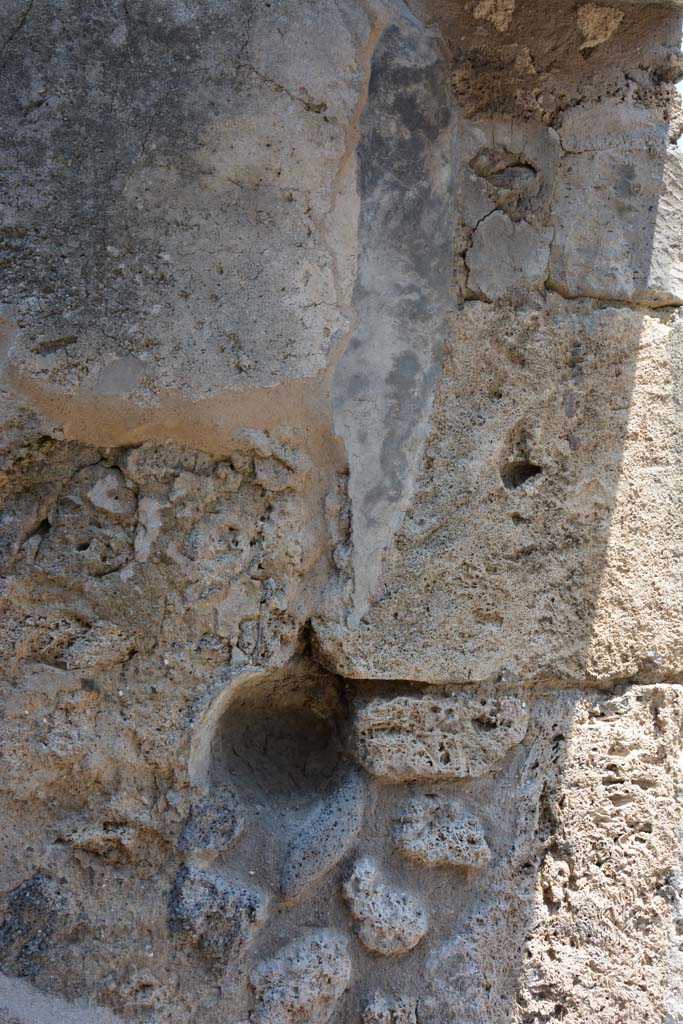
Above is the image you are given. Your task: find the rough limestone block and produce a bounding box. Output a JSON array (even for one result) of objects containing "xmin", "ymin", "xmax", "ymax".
[
  {"xmin": 2, "ymin": 1, "xmax": 683, "ymax": 1021},
  {"xmin": 549, "ymin": 100, "xmax": 683, "ymax": 305},
  {"xmin": 249, "ymin": 930, "xmax": 351, "ymax": 1024},
  {"xmin": 458, "ymin": 117, "xmax": 560, "ymax": 233},
  {"xmin": 353, "ymin": 694, "xmax": 529, "ymax": 780},
  {"xmin": 393, "ymin": 796, "xmax": 491, "ymax": 868},
  {"xmin": 455, "ymin": 115, "xmax": 559, "ymax": 300},
  {"xmin": 317, "ymin": 302, "xmax": 683, "ymax": 684},
  {"xmin": 342, "ymin": 858, "xmax": 428, "ymax": 957},
  {"xmin": 416, "ymin": 685, "xmax": 683, "ymax": 1024},
  {"xmin": 167, "ymin": 866, "xmax": 267, "ymax": 961}
]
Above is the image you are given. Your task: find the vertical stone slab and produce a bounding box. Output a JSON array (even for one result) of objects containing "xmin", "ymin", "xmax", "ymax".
[{"xmin": 331, "ymin": 8, "xmax": 456, "ymax": 624}]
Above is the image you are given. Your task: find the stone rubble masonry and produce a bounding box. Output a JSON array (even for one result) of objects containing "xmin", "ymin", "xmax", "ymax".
[{"xmin": 1, "ymin": 1, "xmax": 683, "ymax": 1023}]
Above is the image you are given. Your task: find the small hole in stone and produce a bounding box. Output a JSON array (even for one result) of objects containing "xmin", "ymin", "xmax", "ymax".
[
  {"xmin": 473, "ymin": 715, "xmax": 498, "ymax": 732},
  {"xmin": 501, "ymin": 460, "xmax": 542, "ymax": 490}
]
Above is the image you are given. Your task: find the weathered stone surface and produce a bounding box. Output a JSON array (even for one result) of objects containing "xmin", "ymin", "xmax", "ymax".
[
  {"xmin": 362, "ymin": 994, "xmax": 418, "ymax": 1024},
  {"xmin": 548, "ymin": 101, "xmax": 683, "ymax": 305},
  {"xmin": 316, "ymin": 0, "xmax": 683, "ymax": 684},
  {"xmin": 393, "ymin": 796, "xmax": 490, "ymax": 869},
  {"xmin": 470, "ymin": 0, "xmax": 516, "ymax": 32},
  {"xmin": 249, "ymin": 930, "xmax": 351, "ymax": 1024},
  {"xmin": 0, "ymin": 874, "xmax": 75, "ymax": 979},
  {"xmin": 168, "ymin": 866, "xmax": 267, "ymax": 961},
  {"xmin": 280, "ymin": 771, "xmax": 366, "ymax": 901},
  {"xmin": 331, "ymin": 9, "xmax": 455, "ymax": 624},
  {"xmin": 2, "ymin": 0, "xmax": 683, "ymax": 1021},
  {"xmin": 510, "ymin": 688, "xmax": 683, "ymax": 1024},
  {"xmin": 342, "ymin": 858, "xmax": 428, "ymax": 957},
  {"xmin": 577, "ymin": 4, "xmax": 625, "ymax": 48},
  {"xmin": 0, "ymin": 0, "xmax": 370, "ymax": 401},
  {"xmin": 0, "ymin": 437, "xmax": 321, "ymax": 710},
  {"xmin": 455, "ymin": 115, "xmax": 559, "ymax": 302},
  {"xmin": 177, "ymin": 787, "xmax": 244, "ymax": 858},
  {"xmin": 466, "ymin": 211, "xmax": 552, "ymax": 300},
  {"xmin": 353, "ymin": 693, "xmax": 529, "ymax": 780},
  {"xmin": 414, "ymin": 685, "xmax": 683, "ymax": 1024},
  {"xmin": 67, "ymin": 824, "xmax": 145, "ymax": 866},
  {"xmin": 318, "ymin": 303, "xmax": 683, "ymax": 683}
]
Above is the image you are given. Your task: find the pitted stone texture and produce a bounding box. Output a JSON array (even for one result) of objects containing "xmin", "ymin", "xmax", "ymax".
[
  {"xmin": 462, "ymin": 120, "xmax": 560, "ymax": 223},
  {"xmin": 2, "ymin": 675, "xmax": 683, "ymax": 1020},
  {"xmin": 316, "ymin": 0, "xmax": 683, "ymax": 682},
  {"xmin": 362, "ymin": 994, "xmax": 418, "ymax": 1023},
  {"xmin": 353, "ymin": 694, "xmax": 529, "ymax": 781},
  {"xmin": 0, "ymin": 433, "xmax": 333, "ymax": 1017},
  {"xmin": 471, "ymin": 0, "xmax": 516, "ymax": 32},
  {"xmin": 342, "ymin": 858, "xmax": 428, "ymax": 957},
  {"xmin": 411, "ymin": 685, "xmax": 683, "ymax": 1024},
  {"xmin": 68, "ymin": 824, "xmax": 146, "ymax": 866},
  {"xmin": 35, "ymin": 462, "xmax": 136, "ymax": 579},
  {"xmin": 2, "ymin": 1, "xmax": 683, "ymax": 1022},
  {"xmin": 512, "ymin": 687, "xmax": 683, "ymax": 1024},
  {"xmin": 317, "ymin": 303, "xmax": 683, "ymax": 684},
  {"xmin": 0, "ymin": 437, "xmax": 317, "ymax": 718},
  {"xmin": 393, "ymin": 796, "xmax": 490, "ymax": 868},
  {"xmin": 168, "ymin": 866, "xmax": 267, "ymax": 961},
  {"xmin": 280, "ymin": 771, "xmax": 366, "ymax": 901},
  {"xmin": 418, "ymin": 0, "xmax": 683, "ymax": 130},
  {"xmin": 177, "ymin": 787, "xmax": 244, "ymax": 858},
  {"xmin": 455, "ymin": 117, "xmax": 560, "ymax": 300},
  {"xmin": 0, "ymin": 874, "xmax": 75, "ymax": 979},
  {"xmin": 249, "ymin": 929, "xmax": 351, "ymax": 1024}
]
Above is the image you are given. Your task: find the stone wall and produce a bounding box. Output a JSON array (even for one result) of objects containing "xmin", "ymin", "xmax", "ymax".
[{"xmin": 2, "ymin": 1, "xmax": 683, "ymax": 1022}]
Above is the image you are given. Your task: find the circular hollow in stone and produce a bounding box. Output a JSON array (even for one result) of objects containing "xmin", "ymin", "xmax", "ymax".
[{"xmin": 210, "ymin": 663, "xmax": 348, "ymax": 809}]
